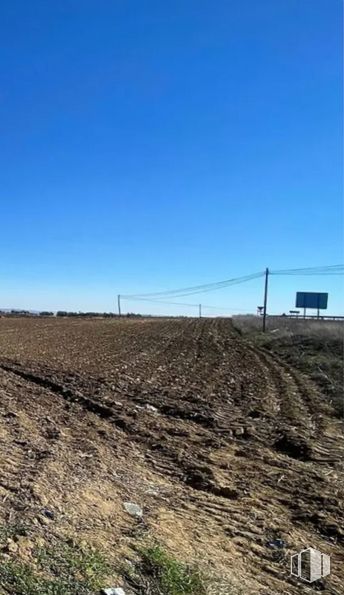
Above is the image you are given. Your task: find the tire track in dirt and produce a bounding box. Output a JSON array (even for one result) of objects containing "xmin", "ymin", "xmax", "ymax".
[
  {"xmin": 0, "ymin": 317, "xmax": 343, "ymax": 593},
  {"xmin": 0, "ymin": 369, "xmax": 65, "ymax": 512},
  {"xmin": 245, "ymin": 345, "xmax": 344, "ymax": 465}
]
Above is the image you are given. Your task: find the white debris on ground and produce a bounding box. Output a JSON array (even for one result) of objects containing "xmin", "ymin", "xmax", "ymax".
[
  {"xmin": 144, "ymin": 403, "xmax": 158, "ymax": 413},
  {"xmin": 123, "ymin": 502, "xmax": 143, "ymax": 518}
]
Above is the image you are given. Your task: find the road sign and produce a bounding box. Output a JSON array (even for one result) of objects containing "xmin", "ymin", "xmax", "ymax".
[{"xmin": 296, "ymin": 292, "xmax": 328, "ymax": 310}]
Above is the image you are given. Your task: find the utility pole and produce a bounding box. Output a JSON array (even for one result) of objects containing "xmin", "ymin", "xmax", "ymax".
[
  {"xmin": 262, "ymin": 268, "xmax": 269, "ymax": 333},
  {"xmin": 117, "ymin": 294, "xmax": 121, "ymax": 317},
  {"xmin": 199, "ymin": 304, "xmax": 202, "ymax": 318}
]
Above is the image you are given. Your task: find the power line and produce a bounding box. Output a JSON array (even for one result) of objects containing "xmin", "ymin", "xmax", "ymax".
[
  {"xmin": 119, "ymin": 264, "xmax": 344, "ymax": 317},
  {"xmin": 122, "ymin": 271, "xmax": 265, "ymax": 299},
  {"xmin": 122, "ymin": 265, "xmax": 344, "ymax": 301},
  {"xmin": 271, "ymin": 264, "xmax": 344, "ymax": 276},
  {"xmin": 172, "ymin": 272, "xmax": 265, "ymax": 297},
  {"xmin": 124, "ymin": 296, "xmax": 248, "ymax": 312}
]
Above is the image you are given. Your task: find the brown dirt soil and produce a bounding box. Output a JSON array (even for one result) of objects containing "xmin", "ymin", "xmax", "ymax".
[{"xmin": 0, "ymin": 317, "xmax": 343, "ymax": 594}]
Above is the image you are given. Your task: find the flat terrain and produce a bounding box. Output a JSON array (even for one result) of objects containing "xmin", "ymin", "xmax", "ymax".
[{"xmin": 0, "ymin": 317, "xmax": 343, "ymax": 594}]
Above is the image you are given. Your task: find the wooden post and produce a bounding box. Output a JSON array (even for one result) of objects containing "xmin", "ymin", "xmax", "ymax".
[
  {"xmin": 262, "ymin": 268, "xmax": 269, "ymax": 333},
  {"xmin": 117, "ymin": 294, "xmax": 121, "ymax": 317},
  {"xmin": 199, "ymin": 304, "xmax": 202, "ymax": 318}
]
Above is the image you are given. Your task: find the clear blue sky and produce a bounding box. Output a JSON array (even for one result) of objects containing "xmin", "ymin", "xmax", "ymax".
[{"xmin": 1, "ymin": 1, "xmax": 342, "ymax": 315}]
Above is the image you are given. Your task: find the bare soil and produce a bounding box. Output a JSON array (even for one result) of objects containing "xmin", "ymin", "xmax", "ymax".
[{"xmin": 0, "ymin": 317, "xmax": 343, "ymax": 594}]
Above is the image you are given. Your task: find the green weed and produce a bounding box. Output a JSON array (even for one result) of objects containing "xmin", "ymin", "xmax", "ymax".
[
  {"xmin": 0, "ymin": 528, "xmax": 111, "ymax": 595},
  {"xmin": 123, "ymin": 543, "xmax": 207, "ymax": 595}
]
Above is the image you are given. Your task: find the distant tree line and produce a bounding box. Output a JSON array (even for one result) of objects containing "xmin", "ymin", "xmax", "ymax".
[
  {"xmin": 55, "ymin": 311, "xmax": 116, "ymax": 317},
  {"xmin": 54, "ymin": 311, "xmax": 142, "ymax": 318},
  {"xmin": 1, "ymin": 310, "xmax": 143, "ymax": 318}
]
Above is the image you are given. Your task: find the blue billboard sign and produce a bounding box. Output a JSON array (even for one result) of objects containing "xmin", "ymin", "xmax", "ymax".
[{"xmin": 296, "ymin": 292, "xmax": 328, "ymax": 310}]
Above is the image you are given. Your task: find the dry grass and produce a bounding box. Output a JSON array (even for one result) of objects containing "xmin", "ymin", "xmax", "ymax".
[
  {"xmin": 233, "ymin": 315, "xmax": 344, "ymax": 338},
  {"xmin": 233, "ymin": 315, "xmax": 344, "ymax": 416}
]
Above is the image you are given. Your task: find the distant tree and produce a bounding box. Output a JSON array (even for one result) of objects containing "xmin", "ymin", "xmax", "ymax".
[{"xmin": 39, "ymin": 311, "xmax": 54, "ymax": 316}]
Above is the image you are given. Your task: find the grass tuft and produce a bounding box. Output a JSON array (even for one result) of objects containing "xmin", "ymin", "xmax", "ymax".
[
  {"xmin": 123, "ymin": 543, "xmax": 208, "ymax": 594},
  {"xmin": 140, "ymin": 544, "xmax": 206, "ymax": 594},
  {"xmin": 0, "ymin": 527, "xmax": 111, "ymax": 595}
]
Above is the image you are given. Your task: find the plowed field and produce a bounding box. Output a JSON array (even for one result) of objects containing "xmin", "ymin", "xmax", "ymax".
[{"xmin": 0, "ymin": 317, "xmax": 342, "ymax": 593}]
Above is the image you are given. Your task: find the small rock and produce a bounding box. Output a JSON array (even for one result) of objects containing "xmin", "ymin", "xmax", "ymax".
[
  {"xmin": 101, "ymin": 588, "xmax": 126, "ymax": 595},
  {"xmin": 146, "ymin": 487, "xmax": 160, "ymax": 496},
  {"xmin": 234, "ymin": 427, "xmax": 245, "ymax": 436},
  {"xmin": 123, "ymin": 502, "xmax": 143, "ymax": 518},
  {"xmin": 42, "ymin": 509, "xmax": 55, "ymax": 520},
  {"xmin": 144, "ymin": 404, "xmax": 158, "ymax": 413},
  {"xmin": 267, "ymin": 538, "xmax": 286, "ymax": 549}
]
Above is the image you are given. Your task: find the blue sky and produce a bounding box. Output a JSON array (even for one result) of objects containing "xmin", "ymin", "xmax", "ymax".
[{"xmin": 1, "ymin": 1, "xmax": 342, "ymax": 315}]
